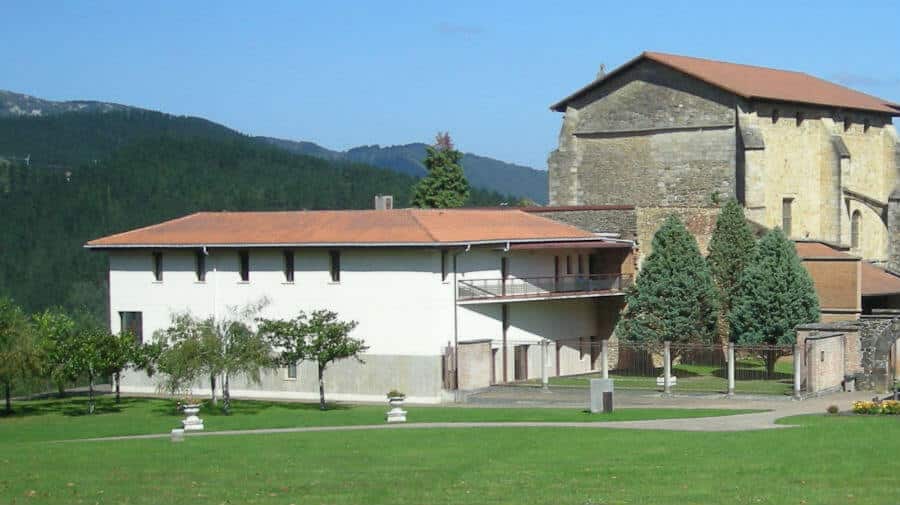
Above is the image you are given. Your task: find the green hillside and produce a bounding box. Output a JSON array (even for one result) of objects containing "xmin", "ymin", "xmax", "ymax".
[
  {"xmin": 258, "ymin": 137, "xmax": 549, "ymax": 204},
  {"xmin": 0, "ymin": 135, "xmax": 511, "ymax": 322}
]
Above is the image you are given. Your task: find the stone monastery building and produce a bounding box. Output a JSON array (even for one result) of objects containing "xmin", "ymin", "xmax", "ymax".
[{"xmin": 548, "ymin": 51, "xmax": 900, "ymax": 272}]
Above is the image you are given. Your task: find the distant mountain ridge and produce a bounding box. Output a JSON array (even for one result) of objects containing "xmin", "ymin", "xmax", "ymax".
[
  {"xmin": 0, "ymin": 90, "xmax": 134, "ymax": 117},
  {"xmin": 258, "ymin": 137, "xmax": 548, "ymax": 203}
]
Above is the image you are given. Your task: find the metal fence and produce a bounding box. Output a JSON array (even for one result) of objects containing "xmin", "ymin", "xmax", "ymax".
[{"xmin": 488, "ymin": 338, "xmax": 797, "ymax": 396}]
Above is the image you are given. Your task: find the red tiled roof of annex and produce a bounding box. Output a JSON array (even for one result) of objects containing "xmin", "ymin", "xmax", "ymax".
[
  {"xmin": 552, "ymin": 51, "xmax": 900, "ymax": 114},
  {"xmin": 795, "ymin": 241, "xmax": 900, "ymax": 296},
  {"xmin": 85, "ymin": 209, "xmax": 598, "ymax": 248}
]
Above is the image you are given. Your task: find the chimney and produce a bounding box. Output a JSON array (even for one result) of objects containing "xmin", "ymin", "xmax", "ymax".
[{"xmin": 374, "ymin": 194, "xmax": 394, "ymax": 210}]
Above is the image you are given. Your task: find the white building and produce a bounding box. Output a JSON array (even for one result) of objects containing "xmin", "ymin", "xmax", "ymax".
[{"xmin": 86, "ymin": 208, "xmax": 634, "ymax": 403}]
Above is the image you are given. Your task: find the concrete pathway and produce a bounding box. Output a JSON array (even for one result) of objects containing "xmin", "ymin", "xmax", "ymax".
[{"xmin": 66, "ymin": 389, "xmax": 873, "ymax": 443}]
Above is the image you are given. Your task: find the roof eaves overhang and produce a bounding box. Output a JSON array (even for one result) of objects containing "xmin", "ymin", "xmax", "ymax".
[{"xmin": 84, "ymin": 236, "xmax": 633, "ymax": 251}]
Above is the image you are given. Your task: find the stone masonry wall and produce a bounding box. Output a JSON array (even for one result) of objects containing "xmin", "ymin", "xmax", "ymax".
[
  {"xmin": 889, "ymin": 188, "xmax": 900, "ymax": 273},
  {"xmin": 529, "ymin": 207, "xmax": 637, "ymax": 240},
  {"xmin": 548, "ymin": 59, "xmax": 737, "ymax": 207}
]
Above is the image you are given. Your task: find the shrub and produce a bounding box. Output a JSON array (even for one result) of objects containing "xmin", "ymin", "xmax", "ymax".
[
  {"xmin": 386, "ymin": 389, "xmax": 405, "ymax": 399},
  {"xmin": 826, "ymin": 405, "xmax": 839, "ymax": 415}
]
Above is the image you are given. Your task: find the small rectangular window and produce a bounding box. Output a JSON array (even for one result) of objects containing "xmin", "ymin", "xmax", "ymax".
[
  {"xmin": 152, "ymin": 252, "xmax": 163, "ymax": 282},
  {"xmin": 195, "ymin": 251, "xmax": 206, "ymax": 282},
  {"xmin": 329, "ymin": 250, "xmax": 340, "ymax": 282},
  {"xmin": 283, "ymin": 250, "xmax": 295, "ymax": 282},
  {"xmin": 441, "ymin": 250, "xmax": 449, "ymax": 282},
  {"xmin": 772, "ymin": 109, "xmax": 779, "ymax": 123},
  {"xmin": 782, "ymin": 198, "xmax": 793, "ymax": 237},
  {"xmin": 795, "ymin": 111, "xmax": 803, "ymax": 126},
  {"xmin": 239, "ymin": 250, "xmax": 250, "ymax": 282},
  {"xmin": 566, "ymin": 255, "xmax": 573, "ymax": 275},
  {"xmin": 119, "ymin": 311, "xmax": 143, "ymax": 344},
  {"xmin": 577, "ymin": 254, "xmax": 585, "ymax": 275},
  {"xmin": 287, "ymin": 363, "xmax": 298, "ymax": 380}
]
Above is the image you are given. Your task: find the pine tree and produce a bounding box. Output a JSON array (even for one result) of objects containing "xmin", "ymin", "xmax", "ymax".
[
  {"xmin": 616, "ymin": 216, "xmax": 719, "ymax": 347},
  {"xmin": 411, "ymin": 132, "xmax": 470, "ymax": 208},
  {"xmin": 730, "ymin": 228, "xmax": 819, "ymax": 377},
  {"xmin": 706, "ymin": 199, "xmax": 757, "ymax": 342}
]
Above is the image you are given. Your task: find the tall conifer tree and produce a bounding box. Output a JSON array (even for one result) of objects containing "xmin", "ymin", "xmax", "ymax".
[
  {"xmin": 616, "ymin": 216, "xmax": 719, "ymax": 347},
  {"xmin": 730, "ymin": 228, "xmax": 819, "ymax": 376},
  {"xmin": 411, "ymin": 132, "xmax": 470, "ymax": 208},
  {"xmin": 706, "ymin": 199, "xmax": 756, "ymax": 342}
]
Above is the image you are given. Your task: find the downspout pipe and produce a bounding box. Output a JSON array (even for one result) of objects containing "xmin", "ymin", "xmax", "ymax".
[{"xmin": 452, "ymin": 244, "xmax": 472, "ymax": 400}]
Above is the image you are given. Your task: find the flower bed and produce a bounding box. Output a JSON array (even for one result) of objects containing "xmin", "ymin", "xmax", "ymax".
[{"xmin": 852, "ymin": 400, "xmax": 900, "ymax": 415}]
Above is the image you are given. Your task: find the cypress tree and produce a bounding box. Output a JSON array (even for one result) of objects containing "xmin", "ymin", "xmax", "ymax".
[
  {"xmin": 616, "ymin": 215, "xmax": 718, "ymax": 347},
  {"xmin": 730, "ymin": 228, "xmax": 819, "ymax": 377},
  {"xmin": 411, "ymin": 132, "xmax": 470, "ymax": 208},
  {"xmin": 706, "ymin": 199, "xmax": 756, "ymax": 342}
]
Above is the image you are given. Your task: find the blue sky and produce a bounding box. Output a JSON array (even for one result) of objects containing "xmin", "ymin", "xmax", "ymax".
[{"xmin": 3, "ymin": 1, "xmax": 899, "ymax": 169}]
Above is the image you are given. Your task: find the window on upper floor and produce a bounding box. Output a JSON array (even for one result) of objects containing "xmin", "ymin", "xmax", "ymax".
[
  {"xmin": 844, "ymin": 117, "xmax": 852, "ymax": 131},
  {"xmin": 851, "ymin": 210, "xmax": 862, "ymax": 249},
  {"xmin": 119, "ymin": 311, "xmax": 143, "ymax": 344},
  {"xmin": 772, "ymin": 109, "xmax": 779, "ymax": 123},
  {"xmin": 239, "ymin": 250, "xmax": 250, "ymax": 282},
  {"xmin": 152, "ymin": 252, "xmax": 163, "ymax": 282},
  {"xmin": 329, "ymin": 250, "xmax": 341, "ymax": 282},
  {"xmin": 782, "ymin": 198, "xmax": 793, "ymax": 237},
  {"xmin": 565, "ymin": 255, "xmax": 573, "ymax": 275},
  {"xmin": 286, "ymin": 362, "xmax": 298, "ymax": 380},
  {"xmin": 283, "ymin": 250, "xmax": 295, "ymax": 283},
  {"xmin": 195, "ymin": 250, "xmax": 206, "ymax": 282},
  {"xmin": 795, "ymin": 111, "xmax": 803, "ymax": 126}
]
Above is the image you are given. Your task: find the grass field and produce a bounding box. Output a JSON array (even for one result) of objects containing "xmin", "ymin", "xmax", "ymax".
[
  {"xmin": 0, "ymin": 396, "xmax": 755, "ymax": 443},
  {"xmin": 538, "ymin": 357, "xmax": 795, "ymax": 395},
  {"xmin": 3, "ymin": 397, "xmax": 896, "ymax": 504}
]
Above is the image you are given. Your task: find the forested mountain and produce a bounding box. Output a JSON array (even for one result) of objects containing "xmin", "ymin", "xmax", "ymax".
[
  {"xmin": 258, "ymin": 137, "xmax": 549, "ymax": 204},
  {"xmin": 0, "ymin": 90, "xmax": 531, "ymax": 322},
  {"xmin": 0, "ymin": 136, "xmax": 512, "ymax": 322}
]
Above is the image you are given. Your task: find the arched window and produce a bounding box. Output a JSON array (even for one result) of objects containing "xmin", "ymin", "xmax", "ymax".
[{"xmin": 851, "ymin": 210, "xmax": 862, "ymax": 249}]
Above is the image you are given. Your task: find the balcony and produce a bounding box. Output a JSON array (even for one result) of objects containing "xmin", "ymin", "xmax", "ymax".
[{"xmin": 457, "ymin": 274, "xmax": 632, "ymax": 303}]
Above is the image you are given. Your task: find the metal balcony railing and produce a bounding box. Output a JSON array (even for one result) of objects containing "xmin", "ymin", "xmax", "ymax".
[{"xmin": 457, "ymin": 274, "xmax": 631, "ymax": 301}]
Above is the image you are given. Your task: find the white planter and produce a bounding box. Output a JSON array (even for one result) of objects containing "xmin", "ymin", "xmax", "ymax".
[
  {"xmin": 386, "ymin": 397, "xmax": 407, "ymax": 423},
  {"xmin": 182, "ymin": 404, "xmax": 205, "ymax": 431}
]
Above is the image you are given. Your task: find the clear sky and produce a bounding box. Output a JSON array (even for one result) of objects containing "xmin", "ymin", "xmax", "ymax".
[{"xmin": 4, "ymin": 1, "xmax": 899, "ymax": 169}]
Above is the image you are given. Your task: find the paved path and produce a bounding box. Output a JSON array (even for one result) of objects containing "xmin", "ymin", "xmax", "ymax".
[{"xmin": 67, "ymin": 390, "xmax": 872, "ymax": 443}]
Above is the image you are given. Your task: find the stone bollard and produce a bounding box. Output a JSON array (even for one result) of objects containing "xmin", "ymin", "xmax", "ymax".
[
  {"xmin": 171, "ymin": 428, "xmax": 185, "ymax": 443},
  {"xmin": 590, "ymin": 379, "xmax": 614, "ymax": 413}
]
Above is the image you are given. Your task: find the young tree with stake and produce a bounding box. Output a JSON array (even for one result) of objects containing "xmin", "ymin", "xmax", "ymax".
[{"xmin": 260, "ymin": 309, "xmax": 367, "ymax": 410}]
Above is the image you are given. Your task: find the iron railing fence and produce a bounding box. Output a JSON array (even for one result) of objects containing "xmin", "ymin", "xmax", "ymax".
[
  {"xmin": 478, "ymin": 338, "xmax": 796, "ymax": 395},
  {"xmin": 457, "ymin": 274, "xmax": 632, "ymax": 301}
]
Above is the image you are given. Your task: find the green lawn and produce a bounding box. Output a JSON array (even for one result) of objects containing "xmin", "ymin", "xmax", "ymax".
[
  {"xmin": 1, "ymin": 402, "xmax": 897, "ymax": 504},
  {"xmin": 0, "ymin": 396, "xmax": 757, "ymax": 443},
  {"xmin": 539, "ymin": 357, "xmax": 795, "ymax": 395}
]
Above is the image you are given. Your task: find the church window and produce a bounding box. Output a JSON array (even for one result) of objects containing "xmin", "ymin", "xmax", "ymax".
[
  {"xmin": 851, "ymin": 210, "xmax": 862, "ymax": 249},
  {"xmin": 782, "ymin": 198, "xmax": 793, "ymax": 236}
]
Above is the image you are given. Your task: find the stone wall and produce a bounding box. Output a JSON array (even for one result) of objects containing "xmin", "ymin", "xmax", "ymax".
[
  {"xmin": 528, "ymin": 206, "xmax": 637, "ymax": 240},
  {"xmin": 456, "ymin": 340, "xmax": 493, "ymax": 391},
  {"xmin": 548, "ymin": 59, "xmax": 737, "ymax": 208},
  {"xmin": 857, "ymin": 314, "xmax": 900, "ymax": 391},
  {"xmin": 804, "ymin": 332, "xmax": 846, "ymax": 395},
  {"xmin": 548, "ymin": 58, "xmax": 898, "ymax": 266}
]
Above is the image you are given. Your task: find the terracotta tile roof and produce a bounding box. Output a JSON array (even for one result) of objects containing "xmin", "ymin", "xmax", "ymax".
[
  {"xmin": 861, "ymin": 262, "xmax": 900, "ymax": 296},
  {"xmin": 794, "ymin": 241, "xmax": 900, "ymax": 297},
  {"xmin": 85, "ymin": 209, "xmax": 598, "ymax": 248},
  {"xmin": 795, "ymin": 242, "xmax": 855, "ymax": 259},
  {"xmin": 552, "ymin": 51, "xmax": 900, "ymax": 114}
]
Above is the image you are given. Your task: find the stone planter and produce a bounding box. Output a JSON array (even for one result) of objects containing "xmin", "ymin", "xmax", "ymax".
[
  {"xmin": 182, "ymin": 404, "xmax": 205, "ymax": 431},
  {"xmin": 386, "ymin": 396, "xmax": 407, "ymax": 423}
]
